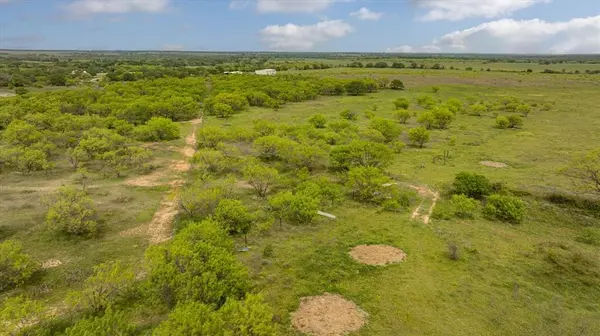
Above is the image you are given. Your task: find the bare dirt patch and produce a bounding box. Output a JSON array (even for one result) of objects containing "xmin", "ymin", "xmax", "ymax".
[
  {"xmin": 147, "ymin": 193, "xmax": 179, "ymax": 244},
  {"xmin": 125, "ymin": 169, "xmax": 168, "ymax": 187},
  {"xmin": 409, "ymin": 184, "xmax": 439, "ymax": 224},
  {"xmin": 170, "ymin": 160, "xmax": 191, "ymax": 172},
  {"xmin": 349, "ymin": 245, "xmax": 407, "ymax": 266},
  {"xmin": 292, "ymin": 293, "xmax": 367, "ymax": 336},
  {"xmin": 0, "ymin": 92, "xmax": 16, "ymax": 98},
  {"xmin": 479, "ymin": 161, "xmax": 508, "ymax": 168},
  {"xmin": 41, "ymin": 259, "xmax": 63, "ymax": 269}
]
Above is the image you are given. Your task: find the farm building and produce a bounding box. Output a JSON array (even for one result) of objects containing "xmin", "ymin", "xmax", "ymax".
[{"xmin": 255, "ymin": 69, "xmax": 276, "ymax": 76}]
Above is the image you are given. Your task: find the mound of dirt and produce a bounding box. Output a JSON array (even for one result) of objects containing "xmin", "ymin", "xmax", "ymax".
[
  {"xmin": 349, "ymin": 245, "xmax": 407, "ymax": 266},
  {"xmin": 479, "ymin": 161, "xmax": 508, "ymax": 168},
  {"xmin": 292, "ymin": 293, "xmax": 367, "ymax": 336}
]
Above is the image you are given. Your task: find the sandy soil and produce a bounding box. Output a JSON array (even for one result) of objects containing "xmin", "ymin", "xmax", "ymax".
[
  {"xmin": 349, "ymin": 245, "xmax": 407, "ymax": 266},
  {"xmin": 479, "ymin": 161, "xmax": 508, "ymax": 168},
  {"xmin": 292, "ymin": 293, "xmax": 368, "ymax": 336},
  {"xmin": 409, "ymin": 184, "xmax": 439, "ymax": 224}
]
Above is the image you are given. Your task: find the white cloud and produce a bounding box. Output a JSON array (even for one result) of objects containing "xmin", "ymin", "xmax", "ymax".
[
  {"xmin": 257, "ymin": 0, "xmax": 336, "ymax": 13},
  {"xmin": 350, "ymin": 7, "xmax": 382, "ymax": 21},
  {"xmin": 66, "ymin": 0, "xmax": 169, "ymax": 16},
  {"xmin": 388, "ymin": 15, "xmax": 600, "ymax": 54},
  {"xmin": 162, "ymin": 44, "xmax": 185, "ymax": 51},
  {"xmin": 386, "ymin": 45, "xmax": 413, "ymax": 53},
  {"xmin": 260, "ymin": 20, "xmax": 353, "ymax": 50},
  {"xmin": 415, "ymin": 0, "xmax": 550, "ymax": 21},
  {"xmin": 229, "ymin": 0, "xmax": 250, "ymax": 10}
]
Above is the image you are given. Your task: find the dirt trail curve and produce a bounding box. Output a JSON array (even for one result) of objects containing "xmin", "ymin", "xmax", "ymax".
[
  {"xmin": 409, "ymin": 185, "xmax": 439, "ymax": 224},
  {"xmin": 122, "ymin": 118, "xmax": 201, "ymax": 243}
]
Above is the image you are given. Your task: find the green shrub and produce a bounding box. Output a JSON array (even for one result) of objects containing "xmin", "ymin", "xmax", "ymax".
[
  {"xmin": 179, "ymin": 180, "xmax": 233, "ymax": 219},
  {"xmin": 0, "ymin": 240, "xmax": 38, "ymax": 291},
  {"xmin": 369, "ymin": 118, "xmax": 402, "ymax": 142},
  {"xmin": 65, "ymin": 308, "xmax": 135, "ymax": 336},
  {"xmin": 408, "ymin": 127, "xmax": 430, "ymax": 148},
  {"xmin": 197, "ymin": 126, "xmax": 228, "ymax": 148},
  {"xmin": 484, "ymin": 194, "xmax": 526, "ymax": 223},
  {"xmin": 252, "ymin": 120, "xmax": 276, "ymax": 136},
  {"xmin": 192, "ymin": 149, "xmax": 227, "ymax": 173},
  {"xmin": 329, "ymin": 140, "xmax": 393, "ymax": 170},
  {"xmin": 215, "ymin": 199, "xmax": 254, "ymax": 237},
  {"xmin": 450, "ymin": 194, "xmax": 479, "ymax": 219},
  {"xmin": 308, "ymin": 114, "xmax": 327, "ymax": 128},
  {"xmin": 363, "ymin": 110, "xmax": 375, "ymax": 119},
  {"xmin": 0, "ymin": 295, "xmax": 44, "ymax": 335},
  {"xmin": 45, "ymin": 187, "xmax": 98, "ymax": 236},
  {"xmin": 432, "ymin": 107, "xmax": 454, "ymax": 129},
  {"xmin": 507, "ymin": 114, "xmax": 524, "ymax": 128},
  {"xmin": 242, "ymin": 163, "xmax": 279, "ymax": 198},
  {"xmin": 417, "ymin": 111, "xmax": 435, "ymax": 129},
  {"xmin": 359, "ymin": 128, "xmax": 386, "ymax": 143},
  {"xmin": 496, "ymin": 116, "xmax": 510, "ymax": 129},
  {"xmin": 340, "ymin": 109, "xmax": 358, "ymax": 120},
  {"xmin": 134, "ymin": 117, "xmax": 180, "ymax": 141},
  {"xmin": 346, "ymin": 166, "xmax": 391, "ymax": 203},
  {"xmin": 389, "ymin": 141, "xmax": 406, "ymax": 153},
  {"xmin": 453, "ymin": 172, "xmax": 492, "ymax": 199},
  {"xmin": 390, "ymin": 79, "xmax": 405, "ymax": 90},
  {"xmin": 393, "ymin": 97, "xmax": 410, "ymax": 110},
  {"xmin": 253, "ymin": 136, "xmax": 296, "ymax": 161},
  {"xmin": 394, "ymin": 109, "xmax": 412, "ymax": 123}
]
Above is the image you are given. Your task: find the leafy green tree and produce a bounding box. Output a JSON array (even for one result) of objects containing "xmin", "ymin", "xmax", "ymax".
[
  {"xmin": 69, "ymin": 261, "xmax": 134, "ymax": 313},
  {"xmin": 444, "ymin": 98, "xmax": 463, "ymax": 114},
  {"xmin": 253, "ymin": 136, "xmax": 296, "ymax": 161},
  {"xmin": 0, "ymin": 295, "xmax": 44, "ymax": 335},
  {"xmin": 1, "ymin": 147, "xmax": 53, "ymax": 174},
  {"xmin": 243, "ymin": 163, "xmax": 279, "ymax": 198},
  {"xmin": 450, "ymin": 194, "xmax": 479, "ymax": 219},
  {"xmin": 145, "ymin": 235, "xmax": 250, "ymax": 307},
  {"xmin": 495, "ymin": 116, "xmax": 510, "ymax": 129},
  {"xmin": 394, "ymin": 109, "xmax": 412, "ymax": 124},
  {"xmin": 483, "ymin": 194, "xmax": 526, "ymax": 223},
  {"xmin": 346, "ymin": 166, "xmax": 391, "ymax": 203},
  {"xmin": 283, "ymin": 143, "xmax": 326, "ymax": 171},
  {"xmin": 330, "ymin": 140, "xmax": 394, "ymax": 170},
  {"xmin": 393, "ymin": 98, "xmax": 410, "ymax": 110},
  {"xmin": 340, "ymin": 109, "xmax": 358, "ymax": 121},
  {"xmin": 308, "ymin": 114, "xmax": 327, "ymax": 128},
  {"xmin": 134, "ymin": 117, "xmax": 180, "ymax": 141},
  {"xmin": 0, "ymin": 240, "xmax": 38, "ymax": 291},
  {"xmin": 408, "ymin": 127, "xmax": 430, "ymax": 148},
  {"xmin": 204, "ymin": 93, "xmax": 249, "ymax": 115},
  {"xmin": 179, "ymin": 180, "xmax": 233, "ymax": 219},
  {"xmin": 216, "ymin": 294, "xmax": 276, "ymax": 336},
  {"xmin": 390, "ymin": 79, "xmax": 405, "ymax": 90},
  {"xmin": 345, "ymin": 80, "xmax": 367, "ymax": 96},
  {"xmin": 507, "ymin": 114, "xmax": 524, "ymax": 128},
  {"xmin": 416, "ymin": 95, "xmax": 436, "ymax": 109},
  {"xmin": 3, "ymin": 120, "xmax": 43, "ymax": 146},
  {"xmin": 193, "ymin": 149, "xmax": 227, "ymax": 174},
  {"xmin": 197, "ymin": 126, "xmax": 228, "ymax": 149},
  {"xmin": 359, "ymin": 128, "xmax": 386, "ymax": 143},
  {"xmin": 417, "ymin": 111, "xmax": 435, "ymax": 129},
  {"xmin": 177, "ymin": 218, "xmax": 234, "ymax": 251},
  {"xmin": 215, "ymin": 199, "xmax": 254, "ymax": 243},
  {"xmin": 252, "ymin": 120, "xmax": 276, "ymax": 136},
  {"xmin": 452, "ymin": 172, "xmax": 492, "ymax": 199},
  {"xmin": 432, "ymin": 107, "xmax": 454, "ymax": 129},
  {"xmin": 65, "ymin": 307, "xmax": 136, "ymax": 336},
  {"xmin": 469, "ymin": 103, "xmax": 487, "ymax": 116},
  {"xmin": 369, "ymin": 118, "xmax": 402, "ymax": 142},
  {"xmin": 48, "ymin": 72, "xmax": 67, "ymax": 86},
  {"xmin": 153, "ymin": 301, "xmax": 224, "ymax": 335},
  {"xmin": 389, "ymin": 141, "xmax": 406, "ymax": 153},
  {"xmin": 100, "ymin": 146, "xmax": 151, "ymax": 177},
  {"xmin": 212, "ymin": 102, "xmax": 235, "ymax": 118},
  {"xmin": 45, "ymin": 186, "xmax": 98, "ymax": 236},
  {"xmin": 561, "ymin": 148, "xmax": 600, "ymax": 195},
  {"xmin": 516, "ymin": 104, "xmax": 532, "ymax": 117},
  {"xmin": 286, "ymin": 191, "xmax": 319, "ymax": 224}
]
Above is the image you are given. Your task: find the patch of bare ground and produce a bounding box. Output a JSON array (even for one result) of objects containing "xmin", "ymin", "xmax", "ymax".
[
  {"xmin": 409, "ymin": 184, "xmax": 439, "ymax": 224},
  {"xmin": 479, "ymin": 160, "xmax": 508, "ymax": 168},
  {"xmin": 0, "ymin": 92, "xmax": 16, "ymax": 97},
  {"xmin": 147, "ymin": 192, "xmax": 179, "ymax": 244},
  {"xmin": 170, "ymin": 160, "xmax": 191, "ymax": 172},
  {"xmin": 349, "ymin": 245, "xmax": 406, "ymax": 265},
  {"xmin": 41, "ymin": 259, "xmax": 63, "ymax": 269},
  {"xmin": 124, "ymin": 169, "xmax": 168, "ymax": 187},
  {"xmin": 292, "ymin": 293, "xmax": 367, "ymax": 336}
]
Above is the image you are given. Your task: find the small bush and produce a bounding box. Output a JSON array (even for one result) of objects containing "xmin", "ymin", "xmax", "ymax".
[
  {"xmin": 389, "ymin": 141, "xmax": 406, "ymax": 153},
  {"xmin": 369, "ymin": 118, "xmax": 402, "ymax": 142},
  {"xmin": 496, "ymin": 116, "xmax": 510, "ymax": 129},
  {"xmin": 453, "ymin": 172, "xmax": 492, "ymax": 199},
  {"xmin": 363, "ymin": 110, "xmax": 375, "ymax": 119},
  {"xmin": 0, "ymin": 240, "xmax": 38, "ymax": 291},
  {"xmin": 134, "ymin": 117, "xmax": 180, "ymax": 141},
  {"xmin": 450, "ymin": 194, "xmax": 478, "ymax": 219},
  {"xmin": 484, "ymin": 194, "xmax": 526, "ymax": 223},
  {"xmin": 507, "ymin": 114, "xmax": 524, "ymax": 128},
  {"xmin": 308, "ymin": 114, "xmax": 327, "ymax": 128},
  {"xmin": 408, "ymin": 127, "xmax": 430, "ymax": 148},
  {"xmin": 45, "ymin": 187, "xmax": 98, "ymax": 236},
  {"xmin": 340, "ymin": 109, "xmax": 358, "ymax": 120},
  {"xmin": 447, "ymin": 242, "xmax": 460, "ymax": 260},
  {"xmin": 393, "ymin": 98, "xmax": 410, "ymax": 110},
  {"xmin": 394, "ymin": 109, "xmax": 412, "ymax": 124}
]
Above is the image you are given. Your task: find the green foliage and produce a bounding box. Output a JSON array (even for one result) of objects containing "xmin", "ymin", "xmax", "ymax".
[
  {"xmin": 516, "ymin": 103, "xmax": 532, "ymax": 117},
  {"xmin": 180, "ymin": 179, "xmax": 233, "ymax": 219},
  {"xmin": 496, "ymin": 116, "xmax": 510, "ymax": 129},
  {"xmin": 243, "ymin": 162, "xmax": 279, "ymax": 198},
  {"xmin": 65, "ymin": 308, "xmax": 136, "ymax": 336},
  {"xmin": 282, "ymin": 143, "xmax": 326, "ymax": 171},
  {"xmin": 328, "ymin": 120, "xmax": 359, "ymax": 133},
  {"xmin": 408, "ymin": 127, "xmax": 430, "ymax": 148},
  {"xmin": 561, "ymin": 148, "xmax": 600, "ymax": 195},
  {"xmin": 345, "ymin": 80, "xmax": 367, "ymax": 96},
  {"xmin": 389, "ymin": 141, "xmax": 406, "ymax": 153},
  {"xmin": 212, "ymin": 102, "xmax": 235, "ymax": 118},
  {"xmin": 445, "ymin": 98, "xmax": 463, "ymax": 114},
  {"xmin": 432, "ymin": 107, "xmax": 454, "ymax": 129},
  {"xmin": 252, "ymin": 120, "xmax": 276, "ymax": 136},
  {"xmin": 507, "ymin": 114, "xmax": 524, "ymax": 128},
  {"xmin": 45, "ymin": 186, "xmax": 98, "ymax": 236},
  {"xmin": 576, "ymin": 228, "xmax": 600, "ymax": 246},
  {"xmin": 329, "ymin": 140, "xmax": 394, "ymax": 170},
  {"xmin": 153, "ymin": 294, "xmax": 275, "ymax": 336},
  {"xmin": 197, "ymin": 126, "xmax": 228, "ymax": 149},
  {"xmin": 359, "ymin": 128, "xmax": 386, "ymax": 143},
  {"xmin": 134, "ymin": 117, "xmax": 180, "ymax": 141},
  {"xmin": 452, "ymin": 172, "xmax": 492, "ymax": 199},
  {"xmin": 416, "ymin": 95, "xmax": 436, "ymax": 109},
  {"xmin": 432, "ymin": 86, "xmax": 440, "ymax": 93},
  {"xmin": 177, "ymin": 218, "xmax": 234, "ymax": 251},
  {"xmin": 145, "ymin": 232, "xmax": 250, "ymax": 307},
  {"xmin": 308, "ymin": 114, "xmax": 327, "ymax": 128},
  {"xmin": 268, "ymin": 191, "xmax": 294, "ymax": 226},
  {"xmin": 363, "ymin": 110, "xmax": 375, "ymax": 120},
  {"xmin": 484, "ymin": 194, "xmax": 526, "ymax": 223},
  {"xmin": 253, "ymin": 135, "xmax": 296, "ymax": 161},
  {"xmin": 3, "ymin": 119, "xmax": 44, "ymax": 146},
  {"xmin": 215, "ymin": 199, "xmax": 254, "ymax": 236},
  {"xmin": 204, "ymin": 92, "xmax": 249, "ymax": 115},
  {"xmin": 286, "ymin": 191, "xmax": 320, "ymax": 224},
  {"xmin": 390, "ymin": 79, "xmax": 405, "ymax": 90},
  {"xmin": 0, "ymin": 295, "xmax": 44, "ymax": 335},
  {"xmin": 450, "ymin": 194, "xmax": 479, "ymax": 219},
  {"xmin": 469, "ymin": 103, "xmax": 487, "ymax": 116},
  {"xmin": 0, "ymin": 240, "xmax": 38, "ymax": 291},
  {"xmin": 417, "ymin": 111, "xmax": 436, "ymax": 129},
  {"xmin": 0, "ymin": 146, "xmax": 53, "ymax": 173},
  {"xmin": 340, "ymin": 109, "xmax": 358, "ymax": 120},
  {"xmin": 193, "ymin": 149, "xmax": 227, "ymax": 174},
  {"xmin": 393, "ymin": 98, "xmax": 410, "ymax": 110},
  {"xmin": 394, "ymin": 109, "xmax": 412, "ymax": 123},
  {"xmin": 369, "ymin": 118, "xmax": 402, "ymax": 142},
  {"xmin": 69, "ymin": 261, "xmax": 134, "ymax": 313},
  {"xmin": 346, "ymin": 166, "xmax": 397, "ymax": 204}
]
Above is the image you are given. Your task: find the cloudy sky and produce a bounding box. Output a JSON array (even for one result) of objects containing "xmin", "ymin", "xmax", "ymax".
[{"xmin": 0, "ymin": 0, "xmax": 598, "ymax": 53}]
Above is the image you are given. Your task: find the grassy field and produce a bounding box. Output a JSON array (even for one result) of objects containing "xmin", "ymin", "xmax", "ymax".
[{"xmin": 203, "ymin": 69, "xmax": 600, "ymax": 335}]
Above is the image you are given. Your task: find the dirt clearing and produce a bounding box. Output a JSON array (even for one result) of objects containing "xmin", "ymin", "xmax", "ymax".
[
  {"xmin": 479, "ymin": 161, "xmax": 508, "ymax": 168},
  {"xmin": 292, "ymin": 293, "xmax": 367, "ymax": 336},
  {"xmin": 409, "ymin": 185, "xmax": 439, "ymax": 224},
  {"xmin": 41, "ymin": 259, "xmax": 63, "ymax": 269},
  {"xmin": 349, "ymin": 245, "xmax": 406, "ymax": 265}
]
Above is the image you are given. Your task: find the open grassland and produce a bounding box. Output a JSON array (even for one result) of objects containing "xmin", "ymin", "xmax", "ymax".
[{"xmin": 204, "ymin": 70, "xmax": 600, "ymax": 335}]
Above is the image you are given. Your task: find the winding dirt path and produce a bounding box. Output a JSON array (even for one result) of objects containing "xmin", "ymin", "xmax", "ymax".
[{"xmin": 409, "ymin": 185, "xmax": 439, "ymax": 224}]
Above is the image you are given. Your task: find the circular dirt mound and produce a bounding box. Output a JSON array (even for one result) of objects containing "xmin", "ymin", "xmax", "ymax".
[
  {"xmin": 349, "ymin": 245, "xmax": 407, "ymax": 266},
  {"xmin": 479, "ymin": 161, "xmax": 508, "ymax": 168},
  {"xmin": 292, "ymin": 293, "xmax": 367, "ymax": 336}
]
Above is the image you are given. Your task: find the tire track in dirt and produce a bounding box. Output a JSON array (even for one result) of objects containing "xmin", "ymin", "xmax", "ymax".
[{"xmin": 409, "ymin": 185, "xmax": 439, "ymax": 224}]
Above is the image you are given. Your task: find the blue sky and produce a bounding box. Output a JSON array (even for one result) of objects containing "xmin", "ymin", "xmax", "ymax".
[{"xmin": 0, "ymin": 0, "xmax": 599, "ymax": 53}]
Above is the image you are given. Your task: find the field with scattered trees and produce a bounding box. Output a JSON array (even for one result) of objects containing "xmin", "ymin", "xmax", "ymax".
[{"xmin": 1, "ymin": 51, "xmax": 600, "ymax": 335}]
